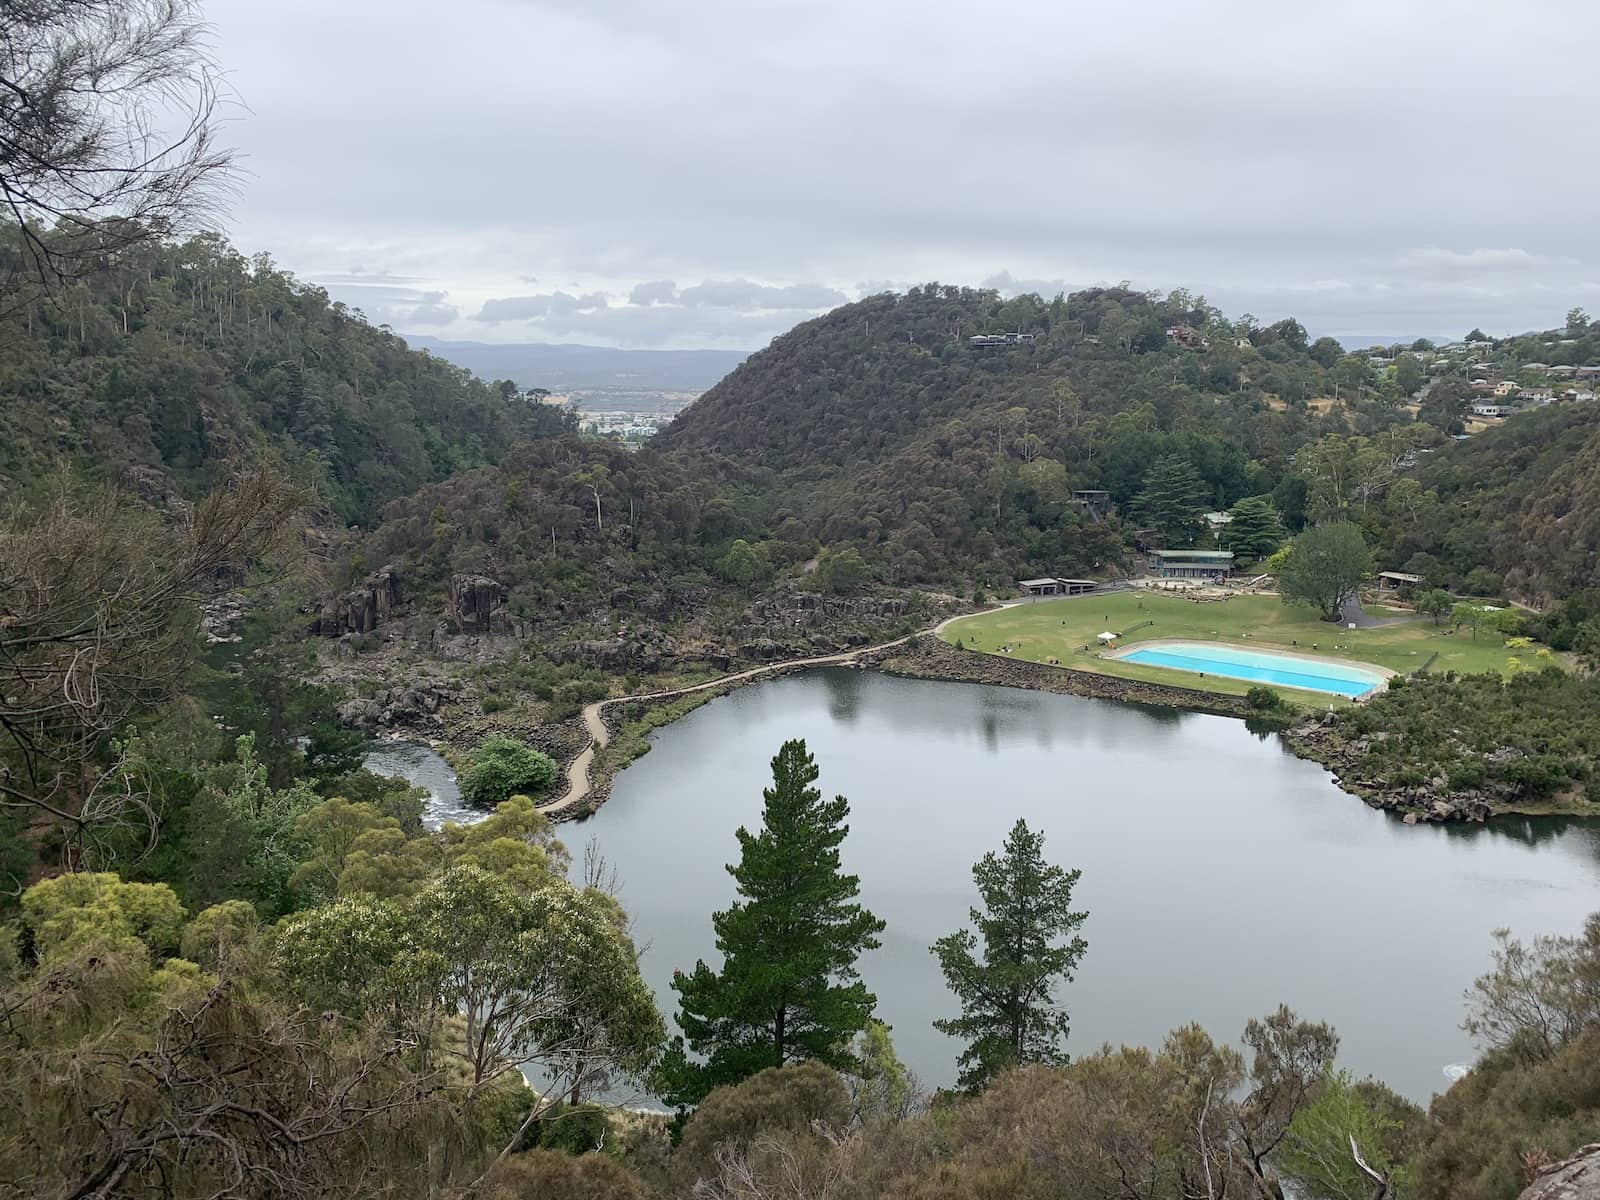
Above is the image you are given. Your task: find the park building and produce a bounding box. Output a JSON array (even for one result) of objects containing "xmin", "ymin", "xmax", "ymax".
[
  {"xmin": 1146, "ymin": 549, "xmax": 1235, "ymax": 579},
  {"xmin": 1018, "ymin": 577, "xmax": 1100, "ymax": 599}
]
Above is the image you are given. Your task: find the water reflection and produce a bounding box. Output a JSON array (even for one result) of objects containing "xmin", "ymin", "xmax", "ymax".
[
  {"xmin": 581, "ymin": 669, "xmax": 1600, "ymax": 1106},
  {"xmin": 366, "ymin": 670, "xmax": 1600, "ymax": 1106},
  {"xmin": 820, "ymin": 668, "xmax": 864, "ymax": 724}
]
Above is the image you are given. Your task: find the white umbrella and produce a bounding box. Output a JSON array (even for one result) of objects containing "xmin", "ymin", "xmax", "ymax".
[{"xmin": 1097, "ymin": 631, "xmax": 1118, "ymax": 643}]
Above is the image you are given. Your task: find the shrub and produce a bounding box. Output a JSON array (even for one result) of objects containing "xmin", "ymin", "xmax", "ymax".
[
  {"xmin": 481, "ymin": 1149, "xmax": 646, "ymax": 1200},
  {"xmin": 459, "ymin": 736, "xmax": 558, "ymax": 808},
  {"xmin": 674, "ymin": 1062, "xmax": 849, "ymax": 1187},
  {"xmin": 1245, "ymin": 685, "xmax": 1286, "ymax": 712}
]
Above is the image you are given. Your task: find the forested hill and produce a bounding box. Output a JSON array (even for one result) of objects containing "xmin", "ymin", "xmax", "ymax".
[
  {"xmin": 655, "ymin": 285, "xmax": 1392, "ymax": 578},
  {"xmin": 1377, "ymin": 401, "xmax": 1600, "ymax": 603},
  {"xmin": 0, "ymin": 236, "xmax": 570, "ymax": 524}
]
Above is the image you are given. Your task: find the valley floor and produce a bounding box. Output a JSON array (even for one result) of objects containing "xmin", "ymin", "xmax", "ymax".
[{"xmin": 938, "ymin": 591, "xmax": 1552, "ymax": 706}]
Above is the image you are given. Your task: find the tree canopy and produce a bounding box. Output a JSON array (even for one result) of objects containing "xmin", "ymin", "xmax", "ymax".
[
  {"xmin": 1278, "ymin": 522, "xmax": 1372, "ymax": 621},
  {"xmin": 664, "ymin": 739, "xmax": 885, "ymax": 1106},
  {"xmin": 932, "ymin": 819, "xmax": 1088, "ymax": 1091}
]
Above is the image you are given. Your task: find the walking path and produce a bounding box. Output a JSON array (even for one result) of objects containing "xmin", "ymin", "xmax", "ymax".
[{"xmin": 537, "ymin": 609, "xmax": 985, "ymax": 817}]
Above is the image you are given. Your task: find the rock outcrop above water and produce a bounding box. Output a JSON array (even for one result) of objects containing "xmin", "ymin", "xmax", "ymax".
[
  {"xmin": 315, "ymin": 564, "xmax": 402, "ymax": 636},
  {"xmin": 1520, "ymin": 1145, "xmax": 1600, "ymax": 1200}
]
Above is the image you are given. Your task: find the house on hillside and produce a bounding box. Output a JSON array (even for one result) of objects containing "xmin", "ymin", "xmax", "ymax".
[
  {"xmin": 1165, "ymin": 325, "xmax": 1206, "ymax": 349},
  {"xmin": 1492, "ymin": 380, "xmax": 1519, "ymax": 397},
  {"xmin": 1517, "ymin": 388, "xmax": 1554, "ymax": 405},
  {"xmin": 1071, "ymin": 490, "xmax": 1113, "ymax": 521},
  {"xmin": 1146, "ymin": 549, "xmax": 1235, "ymax": 579},
  {"xmin": 1472, "ymin": 401, "xmax": 1516, "ymax": 418}
]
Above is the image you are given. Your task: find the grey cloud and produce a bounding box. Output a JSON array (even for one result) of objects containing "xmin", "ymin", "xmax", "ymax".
[
  {"xmin": 208, "ymin": 0, "xmax": 1600, "ymax": 348},
  {"xmin": 630, "ymin": 279, "xmax": 679, "ymax": 305},
  {"xmin": 676, "ymin": 279, "xmax": 849, "ymax": 310},
  {"xmin": 982, "ymin": 271, "xmax": 1073, "ymax": 299},
  {"xmin": 468, "ymin": 302, "xmax": 820, "ymax": 350},
  {"xmin": 398, "ymin": 291, "xmax": 460, "ymax": 326},
  {"xmin": 473, "ymin": 291, "xmax": 611, "ymax": 322}
]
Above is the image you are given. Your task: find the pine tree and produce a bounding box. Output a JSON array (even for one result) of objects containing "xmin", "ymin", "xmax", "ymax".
[
  {"xmin": 1226, "ymin": 494, "xmax": 1287, "ymax": 561},
  {"xmin": 1133, "ymin": 455, "xmax": 1210, "ymax": 546},
  {"xmin": 664, "ymin": 739, "xmax": 885, "ymax": 1106},
  {"xmin": 932, "ymin": 819, "xmax": 1088, "ymax": 1092}
]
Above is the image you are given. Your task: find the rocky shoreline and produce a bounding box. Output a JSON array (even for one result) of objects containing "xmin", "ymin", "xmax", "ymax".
[{"xmin": 1279, "ymin": 718, "xmax": 1584, "ymax": 824}]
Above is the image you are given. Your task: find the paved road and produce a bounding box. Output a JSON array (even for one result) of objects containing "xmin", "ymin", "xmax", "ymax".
[{"xmin": 537, "ymin": 612, "xmax": 985, "ymax": 817}]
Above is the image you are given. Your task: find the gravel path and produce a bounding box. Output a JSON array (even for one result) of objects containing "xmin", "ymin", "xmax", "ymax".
[{"xmin": 537, "ymin": 610, "xmax": 984, "ymax": 817}]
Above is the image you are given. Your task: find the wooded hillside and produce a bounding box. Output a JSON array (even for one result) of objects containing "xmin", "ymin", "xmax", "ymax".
[{"xmin": 0, "ymin": 234, "xmax": 570, "ymax": 524}]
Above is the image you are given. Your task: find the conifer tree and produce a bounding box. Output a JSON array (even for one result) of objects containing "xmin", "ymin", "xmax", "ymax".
[
  {"xmin": 1133, "ymin": 454, "xmax": 1210, "ymax": 545},
  {"xmin": 1226, "ymin": 494, "xmax": 1288, "ymax": 561},
  {"xmin": 932, "ymin": 819, "xmax": 1088, "ymax": 1091},
  {"xmin": 664, "ymin": 739, "xmax": 885, "ymax": 1106}
]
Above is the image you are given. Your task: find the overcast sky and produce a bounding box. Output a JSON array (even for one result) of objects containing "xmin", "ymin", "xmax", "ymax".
[{"xmin": 206, "ymin": 0, "xmax": 1600, "ymax": 350}]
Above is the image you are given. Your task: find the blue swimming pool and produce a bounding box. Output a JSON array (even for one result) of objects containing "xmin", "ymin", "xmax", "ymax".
[{"xmin": 1117, "ymin": 641, "xmax": 1387, "ymax": 698}]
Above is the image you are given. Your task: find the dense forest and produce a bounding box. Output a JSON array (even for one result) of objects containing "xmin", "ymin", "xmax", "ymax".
[{"xmin": 0, "ymin": 235, "xmax": 572, "ymax": 524}]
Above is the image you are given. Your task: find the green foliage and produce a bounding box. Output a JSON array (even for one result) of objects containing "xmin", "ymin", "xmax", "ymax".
[
  {"xmin": 674, "ymin": 1062, "xmax": 850, "ymax": 1187},
  {"xmin": 1246, "ymin": 685, "xmax": 1288, "ymax": 712},
  {"xmin": 482, "ymin": 1149, "xmax": 648, "ymax": 1200},
  {"xmin": 178, "ymin": 900, "xmax": 262, "ymax": 971},
  {"xmin": 715, "ymin": 538, "xmax": 767, "ymax": 587},
  {"xmin": 846, "ymin": 1019, "xmax": 916, "ymax": 1123},
  {"xmin": 21, "ymin": 873, "xmax": 186, "ymax": 961},
  {"xmin": 1463, "ymin": 914, "xmax": 1600, "ymax": 1058},
  {"xmin": 1412, "ymin": 1027, "xmax": 1600, "ymax": 1200},
  {"xmin": 184, "ymin": 734, "xmax": 321, "ymax": 918},
  {"xmin": 319, "ymin": 768, "xmax": 429, "ymax": 835},
  {"xmin": 1279, "ymin": 1070, "xmax": 1416, "ymax": 1199},
  {"xmin": 458, "ymin": 736, "xmax": 558, "ymax": 808},
  {"xmin": 1416, "ymin": 588, "xmax": 1454, "ymax": 625},
  {"xmin": 1133, "ymin": 454, "xmax": 1210, "ymax": 546},
  {"xmin": 1279, "ymin": 523, "xmax": 1371, "ymax": 621},
  {"xmin": 1372, "ymin": 403, "xmax": 1600, "ymax": 599},
  {"xmin": 0, "ymin": 234, "xmax": 571, "ymax": 523},
  {"xmin": 816, "ymin": 546, "xmax": 870, "ymax": 594},
  {"xmin": 1226, "ymin": 494, "xmax": 1287, "ymax": 560},
  {"xmin": 278, "ymin": 864, "xmax": 663, "ymax": 1093},
  {"xmin": 666, "ymin": 740, "xmax": 885, "ymax": 1106},
  {"xmin": 1332, "ymin": 669, "xmax": 1600, "ymax": 804},
  {"xmin": 932, "ymin": 819, "xmax": 1088, "ymax": 1091}
]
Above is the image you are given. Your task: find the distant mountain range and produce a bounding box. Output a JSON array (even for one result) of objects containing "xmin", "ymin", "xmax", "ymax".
[{"xmin": 401, "ymin": 336, "xmax": 749, "ymax": 392}]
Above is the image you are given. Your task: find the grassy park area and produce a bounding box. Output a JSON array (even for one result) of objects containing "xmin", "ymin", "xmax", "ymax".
[{"xmin": 940, "ymin": 591, "xmax": 1558, "ymax": 706}]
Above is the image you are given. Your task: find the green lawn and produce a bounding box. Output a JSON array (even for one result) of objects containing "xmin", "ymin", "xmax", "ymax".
[{"xmin": 940, "ymin": 592, "xmax": 1558, "ymax": 707}]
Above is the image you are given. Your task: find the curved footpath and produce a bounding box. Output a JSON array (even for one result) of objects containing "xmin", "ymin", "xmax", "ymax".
[{"xmin": 537, "ymin": 609, "xmax": 984, "ymax": 817}]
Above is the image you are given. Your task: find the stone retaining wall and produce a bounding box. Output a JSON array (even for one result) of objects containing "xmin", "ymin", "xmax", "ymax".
[{"xmin": 868, "ymin": 638, "xmax": 1255, "ymax": 718}]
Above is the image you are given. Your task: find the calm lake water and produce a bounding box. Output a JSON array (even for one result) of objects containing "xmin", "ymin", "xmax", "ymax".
[{"xmin": 379, "ymin": 669, "xmax": 1600, "ymax": 1104}]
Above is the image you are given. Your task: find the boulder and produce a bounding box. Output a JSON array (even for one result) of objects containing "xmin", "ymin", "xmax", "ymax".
[{"xmin": 1519, "ymin": 1144, "xmax": 1600, "ymax": 1200}]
